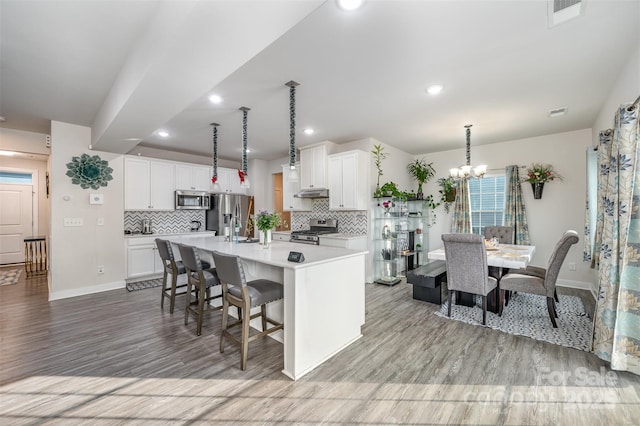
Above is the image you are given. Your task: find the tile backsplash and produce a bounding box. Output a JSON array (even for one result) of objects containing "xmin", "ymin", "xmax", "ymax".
[
  {"xmin": 291, "ymin": 199, "xmax": 368, "ymax": 235},
  {"xmin": 124, "ymin": 210, "xmax": 206, "ymax": 234}
]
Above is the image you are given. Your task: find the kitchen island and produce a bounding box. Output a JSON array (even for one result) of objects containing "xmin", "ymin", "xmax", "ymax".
[{"xmin": 183, "ymin": 236, "xmax": 368, "ymax": 380}]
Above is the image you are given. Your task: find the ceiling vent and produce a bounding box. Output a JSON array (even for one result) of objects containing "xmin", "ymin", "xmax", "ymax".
[
  {"xmin": 548, "ymin": 0, "xmax": 585, "ymax": 27},
  {"xmin": 549, "ymin": 107, "xmax": 568, "ymax": 118}
]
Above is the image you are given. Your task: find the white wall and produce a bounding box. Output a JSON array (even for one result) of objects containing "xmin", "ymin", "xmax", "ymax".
[
  {"xmin": 49, "ymin": 121, "xmax": 126, "ymax": 300},
  {"xmin": 421, "ymin": 128, "xmax": 594, "ymax": 290},
  {"xmin": 592, "ymin": 43, "xmax": 640, "ymax": 144},
  {"xmin": 0, "ymin": 127, "xmax": 50, "ymax": 155}
]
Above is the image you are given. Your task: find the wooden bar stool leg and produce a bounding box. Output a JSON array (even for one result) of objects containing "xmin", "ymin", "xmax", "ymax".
[{"xmin": 240, "ymin": 297, "xmax": 251, "ymax": 371}]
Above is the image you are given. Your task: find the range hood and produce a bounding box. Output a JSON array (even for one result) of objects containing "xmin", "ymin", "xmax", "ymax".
[{"xmin": 294, "ymin": 188, "xmax": 329, "ymax": 198}]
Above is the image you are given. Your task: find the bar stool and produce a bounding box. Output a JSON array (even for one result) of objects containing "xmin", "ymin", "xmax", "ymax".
[
  {"xmin": 155, "ymin": 239, "xmax": 187, "ymax": 314},
  {"xmin": 212, "ymin": 250, "xmax": 284, "ymax": 370},
  {"xmin": 177, "ymin": 243, "xmax": 221, "ymax": 336}
]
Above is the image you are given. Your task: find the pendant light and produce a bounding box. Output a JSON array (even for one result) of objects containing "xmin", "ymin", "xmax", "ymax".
[
  {"xmin": 285, "ymin": 80, "xmax": 299, "ymax": 181},
  {"xmin": 210, "ymin": 122, "xmax": 221, "ymax": 192},
  {"xmin": 449, "ymin": 124, "xmax": 487, "ymax": 180},
  {"xmin": 239, "ymin": 106, "xmax": 250, "ymax": 189}
]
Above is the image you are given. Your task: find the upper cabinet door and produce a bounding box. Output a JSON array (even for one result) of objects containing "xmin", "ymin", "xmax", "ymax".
[
  {"xmin": 300, "ymin": 144, "xmax": 328, "ymax": 189},
  {"xmin": 149, "ymin": 161, "xmax": 175, "ymax": 210},
  {"xmin": 328, "ymin": 150, "xmax": 368, "ymax": 211},
  {"xmin": 213, "ymin": 167, "xmax": 247, "ymax": 194},
  {"xmin": 174, "ymin": 164, "xmax": 192, "ymax": 190},
  {"xmin": 124, "ymin": 157, "xmax": 151, "ymax": 210},
  {"xmin": 191, "ymin": 166, "xmax": 211, "ymax": 191}
]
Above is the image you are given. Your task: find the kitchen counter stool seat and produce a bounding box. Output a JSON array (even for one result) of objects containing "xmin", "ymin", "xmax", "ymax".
[
  {"xmin": 155, "ymin": 239, "xmax": 187, "ymax": 314},
  {"xmin": 212, "ymin": 250, "xmax": 284, "ymax": 371},
  {"xmin": 177, "ymin": 243, "xmax": 221, "ymax": 336}
]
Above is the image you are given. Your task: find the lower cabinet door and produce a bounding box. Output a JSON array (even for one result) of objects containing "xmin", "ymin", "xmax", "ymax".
[{"xmin": 127, "ymin": 245, "xmax": 157, "ymax": 278}]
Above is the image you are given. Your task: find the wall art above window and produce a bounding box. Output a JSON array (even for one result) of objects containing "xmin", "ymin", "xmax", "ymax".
[{"xmin": 66, "ymin": 153, "xmax": 113, "ymax": 189}]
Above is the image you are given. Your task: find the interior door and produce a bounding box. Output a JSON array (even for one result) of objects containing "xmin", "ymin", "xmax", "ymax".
[{"xmin": 0, "ymin": 184, "xmax": 33, "ymax": 264}]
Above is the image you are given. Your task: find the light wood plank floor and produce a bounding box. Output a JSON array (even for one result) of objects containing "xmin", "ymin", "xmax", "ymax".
[{"xmin": 1, "ymin": 266, "xmax": 639, "ymax": 425}]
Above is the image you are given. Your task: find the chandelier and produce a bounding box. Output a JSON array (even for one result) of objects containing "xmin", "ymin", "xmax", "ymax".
[
  {"xmin": 210, "ymin": 122, "xmax": 221, "ymax": 192},
  {"xmin": 285, "ymin": 80, "xmax": 299, "ymax": 181},
  {"xmin": 449, "ymin": 124, "xmax": 486, "ymax": 179},
  {"xmin": 239, "ymin": 106, "xmax": 250, "ymax": 189}
]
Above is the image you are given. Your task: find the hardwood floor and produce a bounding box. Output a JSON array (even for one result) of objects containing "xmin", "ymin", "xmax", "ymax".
[{"xmin": 1, "ymin": 266, "xmax": 639, "ymax": 425}]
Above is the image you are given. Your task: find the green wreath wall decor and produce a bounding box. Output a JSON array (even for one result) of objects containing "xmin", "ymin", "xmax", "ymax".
[{"xmin": 66, "ymin": 153, "xmax": 113, "ymax": 189}]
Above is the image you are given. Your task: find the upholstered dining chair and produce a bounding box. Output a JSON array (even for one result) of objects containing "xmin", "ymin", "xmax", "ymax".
[
  {"xmin": 176, "ymin": 243, "xmax": 221, "ymax": 336},
  {"xmin": 499, "ymin": 230, "xmax": 579, "ymax": 328},
  {"xmin": 212, "ymin": 250, "xmax": 284, "ymax": 371},
  {"xmin": 484, "ymin": 226, "xmax": 515, "ymax": 280},
  {"xmin": 442, "ymin": 233, "xmax": 498, "ymax": 325},
  {"xmin": 483, "ymin": 226, "xmax": 515, "ymax": 244}
]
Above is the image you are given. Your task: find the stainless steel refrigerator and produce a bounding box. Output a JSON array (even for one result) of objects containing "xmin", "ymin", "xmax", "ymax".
[{"xmin": 205, "ymin": 194, "xmax": 251, "ymax": 239}]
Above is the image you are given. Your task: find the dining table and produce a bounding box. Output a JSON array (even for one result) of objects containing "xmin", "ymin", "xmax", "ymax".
[{"xmin": 427, "ymin": 243, "xmax": 536, "ymax": 312}]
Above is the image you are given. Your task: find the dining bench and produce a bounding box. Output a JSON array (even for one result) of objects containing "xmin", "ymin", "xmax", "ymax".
[{"xmin": 406, "ymin": 260, "xmax": 447, "ymax": 304}]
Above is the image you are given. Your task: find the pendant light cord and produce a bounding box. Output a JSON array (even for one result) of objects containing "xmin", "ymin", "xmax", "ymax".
[{"xmin": 286, "ymin": 80, "xmax": 299, "ymax": 168}]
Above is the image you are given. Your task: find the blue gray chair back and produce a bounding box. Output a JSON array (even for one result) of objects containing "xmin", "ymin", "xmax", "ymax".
[
  {"xmin": 442, "ymin": 233, "xmax": 492, "ymax": 295},
  {"xmin": 483, "ymin": 226, "xmax": 514, "ymax": 244},
  {"xmin": 543, "ymin": 230, "xmax": 579, "ymax": 297},
  {"xmin": 177, "ymin": 243, "xmax": 205, "ymax": 273},
  {"xmin": 155, "ymin": 238, "xmax": 175, "ymax": 263},
  {"xmin": 212, "ymin": 250, "xmax": 247, "ymax": 288}
]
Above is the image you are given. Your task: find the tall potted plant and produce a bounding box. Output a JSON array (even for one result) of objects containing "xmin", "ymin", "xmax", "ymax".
[
  {"xmin": 406, "ymin": 159, "xmax": 436, "ymax": 199},
  {"xmin": 372, "ymin": 144, "xmax": 387, "ymax": 198}
]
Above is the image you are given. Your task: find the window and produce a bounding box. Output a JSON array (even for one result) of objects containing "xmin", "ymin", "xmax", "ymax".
[
  {"xmin": 469, "ymin": 175, "xmax": 505, "ymax": 235},
  {"xmin": 0, "ymin": 171, "xmax": 33, "ymax": 184}
]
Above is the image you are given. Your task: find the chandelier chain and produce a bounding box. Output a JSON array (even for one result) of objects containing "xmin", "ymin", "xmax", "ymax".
[{"xmin": 289, "ymin": 84, "xmax": 296, "ymax": 167}]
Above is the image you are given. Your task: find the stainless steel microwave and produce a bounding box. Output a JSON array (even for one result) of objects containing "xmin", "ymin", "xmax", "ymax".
[{"xmin": 175, "ymin": 190, "xmax": 210, "ymax": 210}]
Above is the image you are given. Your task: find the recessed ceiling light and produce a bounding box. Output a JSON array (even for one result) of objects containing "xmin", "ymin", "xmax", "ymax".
[
  {"xmin": 304, "ymin": 128, "xmax": 315, "ymax": 135},
  {"xmin": 426, "ymin": 85, "xmax": 444, "ymax": 95},
  {"xmin": 0, "ymin": 150, "xmax": 16, "ymax": 156},
  {"xmin": 548, "ymin": 107, "xmax": 568, "ymax": 118},
  {"xmin": 337, "ymin": 0, "xmax": 364, "ymax": 11},
  {"xmin": 157, "ymin": 130, "xmax": 169, "ymax": 138},
  {"xmin": 209, "ymin": 94, "xmax": 223, "ymax": 104}
]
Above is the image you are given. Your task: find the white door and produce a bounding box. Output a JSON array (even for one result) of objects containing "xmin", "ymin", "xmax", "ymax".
[{"xmin": 0, "ymin": 184, "xmax": 33, "ymax": 264}]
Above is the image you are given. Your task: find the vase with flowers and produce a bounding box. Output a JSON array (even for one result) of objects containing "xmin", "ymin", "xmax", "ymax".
[
  {"xmin": 380, "ymin": 199, "xmax": 395, "ymax": 216},
  {"xmin": 522, "ymin": 163, "xmax": 563, "ymax": 199},
  {"xmin": 255, "ymin": 210, "xmax": 281, "ymax": 248}
]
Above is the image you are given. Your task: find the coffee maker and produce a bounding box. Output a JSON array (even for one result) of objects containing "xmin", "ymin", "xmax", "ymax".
[{"xmin": 141, "ymin": 219, "xmax": 152, "ymax": 234}]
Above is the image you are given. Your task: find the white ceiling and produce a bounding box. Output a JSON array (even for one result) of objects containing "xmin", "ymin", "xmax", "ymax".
[{"xmin": 1, "ymin": 1, "xmax": 638, "ymax": 162}]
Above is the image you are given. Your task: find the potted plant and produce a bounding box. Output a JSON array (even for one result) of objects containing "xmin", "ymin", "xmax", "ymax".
[
  {"xmin": 372, "ymin": 144, "xmax": 387, "ymax": 198},
  {"xmin": 255, "ymin": 210, "xmax": 281, "ymax": 247},
  {"xmin": 380, "ymin": 181, "xmax": 400, "ymax": 197},
  {"xmin": 522, "ymin": 163, "xmax": 563, "ymax": 199},
  {"xmin": 406, "ymin": 159, "xmax": 436, "ymax": 199},
  {"xmin": 438, "ymin": 177, "xmax": 457, "ymax": 213}
]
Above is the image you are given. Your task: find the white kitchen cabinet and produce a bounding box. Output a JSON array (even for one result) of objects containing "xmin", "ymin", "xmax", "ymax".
[
  {"xmin": 328, "ymin": 150, "xmax": 368, "ymax": 210},
  {"xmin": 124, "ymin": 157, "xmax": 175, "ymax": 210},
  {"xmin": 281, "ymin": 164, "xmax": 312, "ymax": 211},
  {"xmin": 300, "ymin": 143, "xmax": 331, "ymax": 190},
  {"xmin": 126, "ymin": 237, "xmax": 164, "ymax": 279},
  {"xmin": 271, "ymin": 231, "xmax": 291, "ymax": 241},
  {"xmin": 175, "ymin": 164, "xmax": 211, "ymax": 191},
  {"xmin": 212, "ymin": 167, "xmax": 247, "ymax": 194}
]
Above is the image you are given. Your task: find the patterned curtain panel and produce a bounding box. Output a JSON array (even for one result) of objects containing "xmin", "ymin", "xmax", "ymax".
[
  {"xmin": 592, "ymin": 103, "xmax": 640, "ymax": 376},
  {"xmin": 590, "ymin": 131, "xmax": 613, "ymax": 269},
  {"xmin": 450, "ymin": 179, "xmax": 471, "ymax": 233},
  {"xmin": 583, "ymin": 146, "xmax": 599, "ymax": 265},
  {"xmin": 503, "ymin": 165, "xmax": 530, "ymax": 245}
]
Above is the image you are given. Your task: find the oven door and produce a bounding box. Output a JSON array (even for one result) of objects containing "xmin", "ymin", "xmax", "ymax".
[{"xmin": 290, "ymin": 236, "xmax": 319, "ymax": 245}]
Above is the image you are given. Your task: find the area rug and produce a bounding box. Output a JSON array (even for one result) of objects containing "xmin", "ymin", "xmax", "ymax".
[
  {"xmin": 0, "ymin": 268, "xmax": 21, "ymax": 286},
  {"xmin": 126, "ymin": 278, "xmax": 163, "ymax": 292},
  {"xmin": 435, "ymin": 293, "xmax": 593, "ymax": 352}
]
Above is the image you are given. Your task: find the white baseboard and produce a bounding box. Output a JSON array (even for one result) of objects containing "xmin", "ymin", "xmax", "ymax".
[
  {"xmin": 49, "ymin": 280, "xmax": 126, "ymax": 301},
  {"xmin": 557, "ymin": 279, "xmax": 597, "ymax": 300}
]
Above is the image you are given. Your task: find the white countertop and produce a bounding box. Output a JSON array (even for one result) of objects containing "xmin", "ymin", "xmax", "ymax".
[
  {"xmin": 125, "ymin": 231, "xmax": 217, "ymax": 239},
  {"xmin": 187, "ymin": 237, "xmax": 368, "ymax": 270},
  {"xmin": 322, "ymin": 233, "xmax": 367, "ymax": 240}
]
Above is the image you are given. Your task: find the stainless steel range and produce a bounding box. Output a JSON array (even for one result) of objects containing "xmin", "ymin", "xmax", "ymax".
[{"xmin": 290, "ymin": 219, "xmax": 338, "ymax": 245}]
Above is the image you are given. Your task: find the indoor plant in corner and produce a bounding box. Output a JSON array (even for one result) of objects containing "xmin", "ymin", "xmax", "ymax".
[
  {"xmin": 372, "ymin": 144, "xmax": 387, "ymax": 198},
  {"xmin": 406, "ymin": 159, "xmax": 436, "ymax": 200},
  {"xmin": 255, "ymin": 210, "xmax": 281, "ymax": 248}
]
